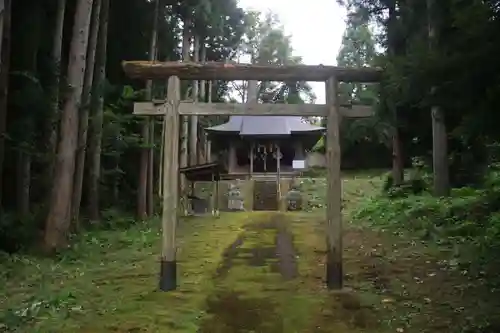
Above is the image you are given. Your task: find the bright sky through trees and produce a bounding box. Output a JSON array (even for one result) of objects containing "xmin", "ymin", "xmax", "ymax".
[{"xmin": 237, "ymin": 0, "xmax": 347, "ymax": 103}]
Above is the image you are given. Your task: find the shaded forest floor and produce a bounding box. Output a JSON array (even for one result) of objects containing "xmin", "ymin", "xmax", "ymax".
[{"xmin": 1, "ymin": 172, "xmax": 499, "ymax": 332}]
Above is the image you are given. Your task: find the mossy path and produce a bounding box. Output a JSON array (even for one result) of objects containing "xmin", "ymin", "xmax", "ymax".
[
  {"xmin": 194, "ymin": 211, "xmax": 384, "ymax": 333},
  {"xmin": 199, "ymin": 214, "xmax": 300, "ymax": 332},
  {"xmin": 200, "ymin": 210, "xmax": 500, "ymax": 333}
]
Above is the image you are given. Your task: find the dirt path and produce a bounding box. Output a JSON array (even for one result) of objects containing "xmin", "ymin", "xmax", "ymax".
[
  {"xmin": 296, "ymin": 215, "xmax": 500, "ymax": 333},
  {"xmin": 214, "ymin": 214, "xmax": 298, "ymax": 280},
  {"xmin": 200, "ymin": 213, "xmax": 298, "ymax": 333}
]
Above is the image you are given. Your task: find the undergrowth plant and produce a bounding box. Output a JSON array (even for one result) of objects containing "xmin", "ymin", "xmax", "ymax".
[{"xmin": 353, "ymin": 165, "xmax": 500, "ymax": 280}]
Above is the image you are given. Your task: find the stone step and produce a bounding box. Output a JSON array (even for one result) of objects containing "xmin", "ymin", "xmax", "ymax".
[{"xmin": 253, "ymin": 180, "xmax": 278, "ymax": 211}]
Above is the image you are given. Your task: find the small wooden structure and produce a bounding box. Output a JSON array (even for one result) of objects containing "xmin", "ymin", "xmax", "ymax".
[
  {"xmin": 179, "ymin": 162, "xmax": 223, "ymax": 216},
  {"xmin": 123, "ymin": 61, "xmax": 381, "ymax": 292}
]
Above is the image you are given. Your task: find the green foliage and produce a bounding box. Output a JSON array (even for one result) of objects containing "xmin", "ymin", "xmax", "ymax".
[
  {"xmin": 314, "ymin": 10, "xmax": 392, "ymax": 169},
  {"xmin": 97, "ymin": 208, "xmax": 139, "ymax": 229},
  {"xmin": 2, "ymin": 0, "xmax": 252, "ymax": 253},
  {"xmin": 382, "ymin": 172, "xmax": 427, "ymax": 198},
  {"xmin": 341, "ymin": 0, "xmax": 500, "ymax": 172},
  {"xmin": 300, "ymin": 177, "xmax": 327, "ymax": 211},
  {"xmin": 231, "ymin": 11, "xmax": 316, "ymax": 104},
  {"xmin": 354, "ymin": 170, "xmax": 500, "ymax": 272},
  {"xmin": 301, "ymin": 166, "xmax": 327, "ymax": 178},
  {"xmin": 0, "ymin": 213, "xmax": 40, "ymax": 253},
  {"xmin": 0, "ymin": 291, "xmax": 79, "ymax": 332}
]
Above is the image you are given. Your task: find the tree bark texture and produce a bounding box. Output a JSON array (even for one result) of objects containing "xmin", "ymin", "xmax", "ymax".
[
  {"xmin": 72, "ymin": 0, "xmax": 101, "ymax": 224},
  {"xmin": 45, "ymin": 0, "xmax": 67, "ymax": 193},
  {"xmin": 0, "ymin": 0, "xmax": 10, "ymax": 207},
  {"xmin": 87, "ymin": 0, "xmax": 109, "ymax": 221},
  {"xmin": 427, "ymin": 0, "xmax": 449, "ymax": 196},
  {"xmin": 44, "ymin": 0, "xmax": 94, "ymax": 252},
  {"xmin": 146, "ymin": 0, "xmax": 160, "ymax": 217},
  {"xmin": 179, "ymin": 15, "xmax": 191, "ymax": 214}
]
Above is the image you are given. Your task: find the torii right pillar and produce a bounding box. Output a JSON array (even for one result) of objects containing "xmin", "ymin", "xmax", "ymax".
[{"xmin": 325, "ymin": 76, "xmax": 343, "ymax": 289}]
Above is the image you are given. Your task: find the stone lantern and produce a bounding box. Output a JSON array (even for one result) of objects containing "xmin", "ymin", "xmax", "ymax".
[
  {"xmin": 227, "ymin": 183, "xmax": 244, "ymax": 211},
  {"xmin": 286, "ymin": 184, "xmax": 303, "ymax": 211}
]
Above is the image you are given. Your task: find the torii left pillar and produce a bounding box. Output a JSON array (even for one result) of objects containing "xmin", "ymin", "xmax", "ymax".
[{"xmin": 159, "ymin": 76, "xmax": 180, "ymax": 291}]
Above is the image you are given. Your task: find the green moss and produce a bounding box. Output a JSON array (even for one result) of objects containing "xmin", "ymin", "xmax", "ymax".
[
  {"xmin": 0, "ymin": 213, "xmax": 252, "ymax": 332},
  {"xmin": 4, "ymin": 171, "xmax": 494, "ymax": 332}
]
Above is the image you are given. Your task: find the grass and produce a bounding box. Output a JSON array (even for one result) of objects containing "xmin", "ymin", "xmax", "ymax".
[
  {"xmin": 2, "ymin": 169, "xmax": 500, "ymax": 332},
  {"xmin": 297, "ymin": 170, "xmax": 500, "ymax": 332},
  {"xmin": 0, "ymin": 214, "xmax": 253, "ymax": 332}
]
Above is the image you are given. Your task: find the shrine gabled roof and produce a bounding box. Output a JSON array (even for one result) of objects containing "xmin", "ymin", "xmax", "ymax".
[{"xmin": 205, "ymin": 116, "xmax": 324, "ymax": 136}]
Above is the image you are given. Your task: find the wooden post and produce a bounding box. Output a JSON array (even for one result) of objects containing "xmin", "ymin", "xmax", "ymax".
[
  {"xmin": 158, "ymin": 114, "xmax": 164, "ymax": 199},
  {"xmin": 276, "ymin": 144, "xmax": 281, "ymax": 209},
  {"xmin": 250, "ymin": 142, "xmax": 254, "ymax": 178},
  {"xmin": 205, "ymin": 81, "xmax": 212, "ymax": 163},
  {"xmin": 159, "ymin": 76, "xmax": 180, "ymax": 291},
  {"xmin": 263, "ymin": 147, "xmax": 267, "ymax": 173},
  {"xmin": 207, "ymin": 137, "xmax": 211, "ymax": 163},
  {"xmin": 211, "ymin": 173, "xmax": 217, "ymax": 216},
  {"xmin": 325, "ymin": 76, "xmax": 343, "ymax": 289},
  {"xmin": 228, "ymin": 142, "xmax": 236, "ymax": 173},
  {"xmin": 180, "ymin": 118, "xmax": 188, "ymax": 215},
  {"xmin": 207, "ymin": 80, "xmax": 213, "ymax": 103},
  {"xmin": 215, "ymin": 176, "xmax": 220, "ymax": 217}
]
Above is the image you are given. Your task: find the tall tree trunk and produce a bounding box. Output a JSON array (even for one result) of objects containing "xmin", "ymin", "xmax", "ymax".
[
  {"xmin": 71, "ymin": 0, "xmax": 101, "ymax": 224},
  {"xmin": 0, "ymin": 0, "xmax": 10, "ymax": 208},
  {"xmin": 87, "ymin": 0, "xmax": 109, "ymax": 222},
  {"xmin": 113, "ymin": 155, "xmax": 120, "ymax": 204},
  {"xmin": 198, "ymin": 42, "xmax": 206, "ymax": 163},
  {"xmin": 391, "ymin": 127, "xmax": 404, "ymax": 184},
  {"xmin": 137, "ymin": 125, "xmax": 149, "ymax": 219},
  {"xmin": 187, "ymin": 33, "xmax": 199, "ymax": 201},
  {"xmin": 15, "ymin": 0, "xmax": 42, "ymax": 217},
  {"xmin": 146, "ymin": 121, "xmax": 155, "ymax": 215},
  {"xmin": 146, "ymin": 0, "xmax": 160, "ymax": 217},
  {"xmin": 189, "ymin": 34, "xmax": 199, "ymax": 166},
  {"xmin": 44, "ymin": 0, "xmax": 94, "ymax": 253},
  {"xmin": 19, "ymin": 0, "xmax": 43, "ymax": 215},
  {"xmin": 16, "ymin": 151, "xmax": 30, "ymax": 215},
  {"xmin": 0, "ymin": 0, "xmax": 4, "ymax": 56},
  {"xmin": 427, "ymin": 0, "xmax": 449, "ymax": 196},
  {"xmin": 206, "ymin": 81, "xmax": 212, "ymax": 162},
  {"xmin": 432, "ymin": 105, "xmax": 449, "ymax": 195},
  {"xmin": 179, "ymin": 15, "xmax": 191, "ymax": 214},
  {"xmin": 45, "ymin": 0, "xmax": 66, "ymax": 195},
  {"xmin": 139, "ymin": 0, "xmax": 160, "ymax": 219},
  {"xmin": 387, "ymin": 2, "xmax": 404, "ymax": 185}
]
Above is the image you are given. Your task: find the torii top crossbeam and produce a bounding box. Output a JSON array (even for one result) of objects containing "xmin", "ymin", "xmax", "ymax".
[{"xmin": 122, "ymin": 61, "xmax": 382, "ymax": 82}]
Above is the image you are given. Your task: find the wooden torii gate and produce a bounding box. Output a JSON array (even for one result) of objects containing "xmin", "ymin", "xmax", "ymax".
[{"xmin": 122, "ymin": 61, "xmax": 382, "ymax": 292}]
